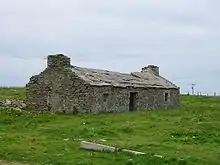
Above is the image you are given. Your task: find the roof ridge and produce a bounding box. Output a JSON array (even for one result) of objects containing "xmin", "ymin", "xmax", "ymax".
[{"xmin": 71, "ymin": 65, "xmax": 132, "ymax": 76}]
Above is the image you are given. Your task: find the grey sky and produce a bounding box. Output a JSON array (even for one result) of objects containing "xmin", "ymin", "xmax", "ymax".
[{"xmin": 0, "ymin": 0, "xmax": 219, "ymax": 94}]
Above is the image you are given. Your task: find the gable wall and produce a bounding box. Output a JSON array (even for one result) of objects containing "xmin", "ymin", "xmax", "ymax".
[{"xmin": 26, "ymin": 68, "xmax": 93, "ymax": 113}]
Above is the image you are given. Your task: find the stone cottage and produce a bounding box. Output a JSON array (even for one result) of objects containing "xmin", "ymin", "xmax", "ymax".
[{"xmin": 26, "ymin": 54, "xmax": 179, "ymax": 114}]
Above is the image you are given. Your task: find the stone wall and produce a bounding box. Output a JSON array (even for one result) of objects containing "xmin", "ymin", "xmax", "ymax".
[
  {"xmin": 0, "ymin": 99, "xmax": 26, "ymax": 110},
  {"xmin": 26, "ymin": 69, "xmax": 52, "ymax": 112},
  {"xmin": 26, "ymin": 67, "xmax": 92, "ymax": 114},
  {"xmin": 86, "ymin": 86, "xmax": 179, "ymax": 113}
]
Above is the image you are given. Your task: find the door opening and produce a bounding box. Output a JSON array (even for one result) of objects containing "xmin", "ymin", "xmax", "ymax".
[{"xmin": 129, "ymin": 92, "xmax": 137, "ymax": 111}]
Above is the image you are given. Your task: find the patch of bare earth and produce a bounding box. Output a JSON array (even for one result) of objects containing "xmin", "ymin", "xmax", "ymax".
[{"xmin": 0, "ymin": 160, "xmax": 30, "ymax": 165}]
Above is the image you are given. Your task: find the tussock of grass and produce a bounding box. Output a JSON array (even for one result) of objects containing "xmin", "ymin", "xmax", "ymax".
[{"xmin": 0, "ymin": 88, "xmax": 220, "ymax": 165}]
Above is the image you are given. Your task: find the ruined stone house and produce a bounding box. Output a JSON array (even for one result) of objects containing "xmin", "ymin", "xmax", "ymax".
[{"xmin": 26, "ymin": 54, "xmax": 180, "ymax": 114}]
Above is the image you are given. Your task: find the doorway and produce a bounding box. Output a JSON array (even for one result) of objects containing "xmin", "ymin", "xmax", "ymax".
[{"xmin": 129, "ymin": 92, "xmax": 137, "ymax": 111}]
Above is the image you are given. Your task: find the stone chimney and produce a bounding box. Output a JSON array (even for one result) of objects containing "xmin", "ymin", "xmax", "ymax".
[
  {"xmin": 141, "ymin": 65, "xmax": 159, "ymax": 76},
  {"xmin": 47, "ymin": 54, "xmax": 71, "ymax": 68}
]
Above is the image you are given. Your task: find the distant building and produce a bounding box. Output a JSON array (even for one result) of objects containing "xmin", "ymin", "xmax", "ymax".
[{"xmin": 26, "ymin": 54, "xmax": 180, "ymax": 114}]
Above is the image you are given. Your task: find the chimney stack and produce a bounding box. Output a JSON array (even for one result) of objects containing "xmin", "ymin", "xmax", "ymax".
[
  {"xmin": 141, "ymin": 65, "xmax": 159, "ymax": 76},
  {"xmin": 47, "ymin": 54, "xmax": 71, "ymax": 69}
]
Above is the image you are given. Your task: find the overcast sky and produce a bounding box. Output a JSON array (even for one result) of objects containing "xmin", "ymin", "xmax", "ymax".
[{"xmin": 0, "ymin": 0, "xmax": 219, "ymax": 94}]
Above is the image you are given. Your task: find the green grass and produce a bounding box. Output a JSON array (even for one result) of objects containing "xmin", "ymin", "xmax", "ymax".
[
  {"xmin": 0, "ymin": 89, "xmax": 220, "ymax": 165},
  {"xmin": 0, "ymin": 87, "xmax": 26, "ymax": 100}
]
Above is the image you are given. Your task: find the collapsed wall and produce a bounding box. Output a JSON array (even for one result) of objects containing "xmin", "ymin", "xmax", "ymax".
[{"xmin": 0, "ymin": 98, "xmax": 26, "ymax": 110}]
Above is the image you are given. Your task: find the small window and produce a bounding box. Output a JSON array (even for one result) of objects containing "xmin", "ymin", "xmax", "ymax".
[
  {"xmin": 165, "ymin": 92, "xmax": 169, "ymax": 102},
  {"xmin": 103, "ymin": 93, "xmax": 109, "ymax": 102}
]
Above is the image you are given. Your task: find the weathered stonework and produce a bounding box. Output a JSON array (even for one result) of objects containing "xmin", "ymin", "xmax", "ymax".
[
  {"xmin": 0, "ymin": 99, "xmax": 26, "ymax": 110},
  {"xmin": 26, "ymin": 54, "xmax": 180, "ymax": 114},
  {"xmin": 88, "ymin": 86, "xmax": 179, "ymax": 113}
]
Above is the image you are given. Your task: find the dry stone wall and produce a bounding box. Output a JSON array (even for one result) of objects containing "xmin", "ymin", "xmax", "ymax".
[
  {"xmin": 26, "ymin": 66, "xmax": 92, "ymax": 114},
  {"xmin": 0, "ymin": 99, "xmax": 26, "ymax": 110},
  {"xmin": 86, "ymin": 86, "xmax": 179, "ymax": 113}
]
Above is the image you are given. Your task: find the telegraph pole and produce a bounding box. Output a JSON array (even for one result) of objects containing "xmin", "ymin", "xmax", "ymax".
[{"xmin": 191, "ymin": 83, "xmax": 196, "ymax": 95}]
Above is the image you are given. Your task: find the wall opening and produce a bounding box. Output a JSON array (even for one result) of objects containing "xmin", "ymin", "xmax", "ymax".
[
  {"xmin": 129, "ymin": 92, "xmax": 138, "ymax": 111},
  {"xmin": 103, "ymin": 93, "xmax": 109, "ymax": 102},
  {"xmin": 165, "ymin": 92, "xmax": 169, "ymax": 102}
]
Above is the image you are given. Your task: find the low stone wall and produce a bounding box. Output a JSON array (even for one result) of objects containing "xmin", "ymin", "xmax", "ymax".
[{"xmin": 0, "ymin": 99, "xmax": 27, "ymax": 110}]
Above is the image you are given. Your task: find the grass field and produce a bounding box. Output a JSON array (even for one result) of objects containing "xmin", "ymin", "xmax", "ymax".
[
  {"xmin": 0, "ymin": 87, "xmax": 26, "ymax": 100},
  {"xmin": 0, "ymin": 88, "xmax": 220, "ymax": 165}
]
